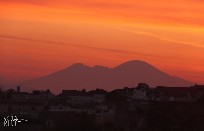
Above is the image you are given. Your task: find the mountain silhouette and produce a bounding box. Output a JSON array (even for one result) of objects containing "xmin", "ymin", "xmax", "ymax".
[{"xmin": 21, "ymin": 60, "xmax": 193, "ymax": 94}]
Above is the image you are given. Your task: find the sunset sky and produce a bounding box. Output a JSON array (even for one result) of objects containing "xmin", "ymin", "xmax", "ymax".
[{"xmin": 0, "ymin": 0, "xmax": 204, "ymax": 84}]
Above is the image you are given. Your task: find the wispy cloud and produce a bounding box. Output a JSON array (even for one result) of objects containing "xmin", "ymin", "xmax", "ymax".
[
  {"xmin": 113, "ymin": 27, "xmax": 204, "ymax": 48},
  {"xmin": 0, "ymin": 35, "xmax": 158, "ymax": 57}
]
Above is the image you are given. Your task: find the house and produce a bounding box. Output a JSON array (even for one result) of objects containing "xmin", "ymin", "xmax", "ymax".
[
  {"xmin": 107, "ymin": 87, "xmax": 134, "ymax": 101},
  {"xmin": 0, "ymin": 100, "xmax": 44, "ymax": 119},
  {"xmin": 12, "ymin": 92, "xmax": 29, "ymax": 100},
  {"xmin": 61, "ymin": 90, "xmax": 86, "ymax": 98},
  {"xmin": 132, "ymin": 83, "xmax": 150, "ymax": 100},
  {"xmin": 93, "ymin": 94, "xmax": 106, "ymax": 103},
  {"xmin": 154, "ymin": 86, "xmax": 192, "ymax": 102},
  {"xmin": 30, "ymin": 90, "xmax": 54, "ymax": 102},
  {"xmin": 67, "ymin": 95, "xmax": 94, "ymax": 104},
  {"xmin": 88, "ymin": 89, "xmax": 107, "ymax": 103}
]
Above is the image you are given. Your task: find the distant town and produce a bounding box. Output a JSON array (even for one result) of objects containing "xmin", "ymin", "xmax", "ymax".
[{"xmin": 0, "ymin": 83, "xmax": 204, "ymax": 131}]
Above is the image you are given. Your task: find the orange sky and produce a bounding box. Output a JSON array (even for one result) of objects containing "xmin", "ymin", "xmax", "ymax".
[{"xmin": 0, "ymin": 0, "xmax": 204, "ymax": 84}]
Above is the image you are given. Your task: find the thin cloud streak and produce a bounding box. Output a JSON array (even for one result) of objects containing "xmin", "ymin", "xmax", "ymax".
[
  {"xmin": 0, "ymin": 35, "xmax": 158, "ymax": 57},
  {"xmin": 113, "ymin": 27, "xmax": 204, "ymax": 48}
]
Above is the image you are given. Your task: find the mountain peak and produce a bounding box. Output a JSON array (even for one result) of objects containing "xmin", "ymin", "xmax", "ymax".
[
  {"xmin": 68, "ymin": 63, "xmax": 87, "ymax": 68},
  {"xmin": 114, "ymin": 60, "xmax": 151, "ymax": 69},
  {"xmin": 123, "ymin": 60, "xmax": 149, "ymax": 65},
  {"xmin": 22, "ymin": 60, "xmax": 193, "ymax": 94}
]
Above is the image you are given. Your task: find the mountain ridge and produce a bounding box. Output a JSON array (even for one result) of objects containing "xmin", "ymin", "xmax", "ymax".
[{"xmin": 21, "ymin": 60, "xmax": 193, "ymax": 94}]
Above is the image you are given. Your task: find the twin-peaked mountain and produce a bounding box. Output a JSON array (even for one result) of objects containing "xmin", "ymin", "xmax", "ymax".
[{"xmin": 21, "ymin": 60, "xmax": 193, "ymax": 94}]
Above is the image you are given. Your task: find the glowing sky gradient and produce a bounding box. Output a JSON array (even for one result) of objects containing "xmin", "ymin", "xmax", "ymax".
[{"xmin": 0, "ymin": 0, "xmax": 204, "ymax": 84}]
